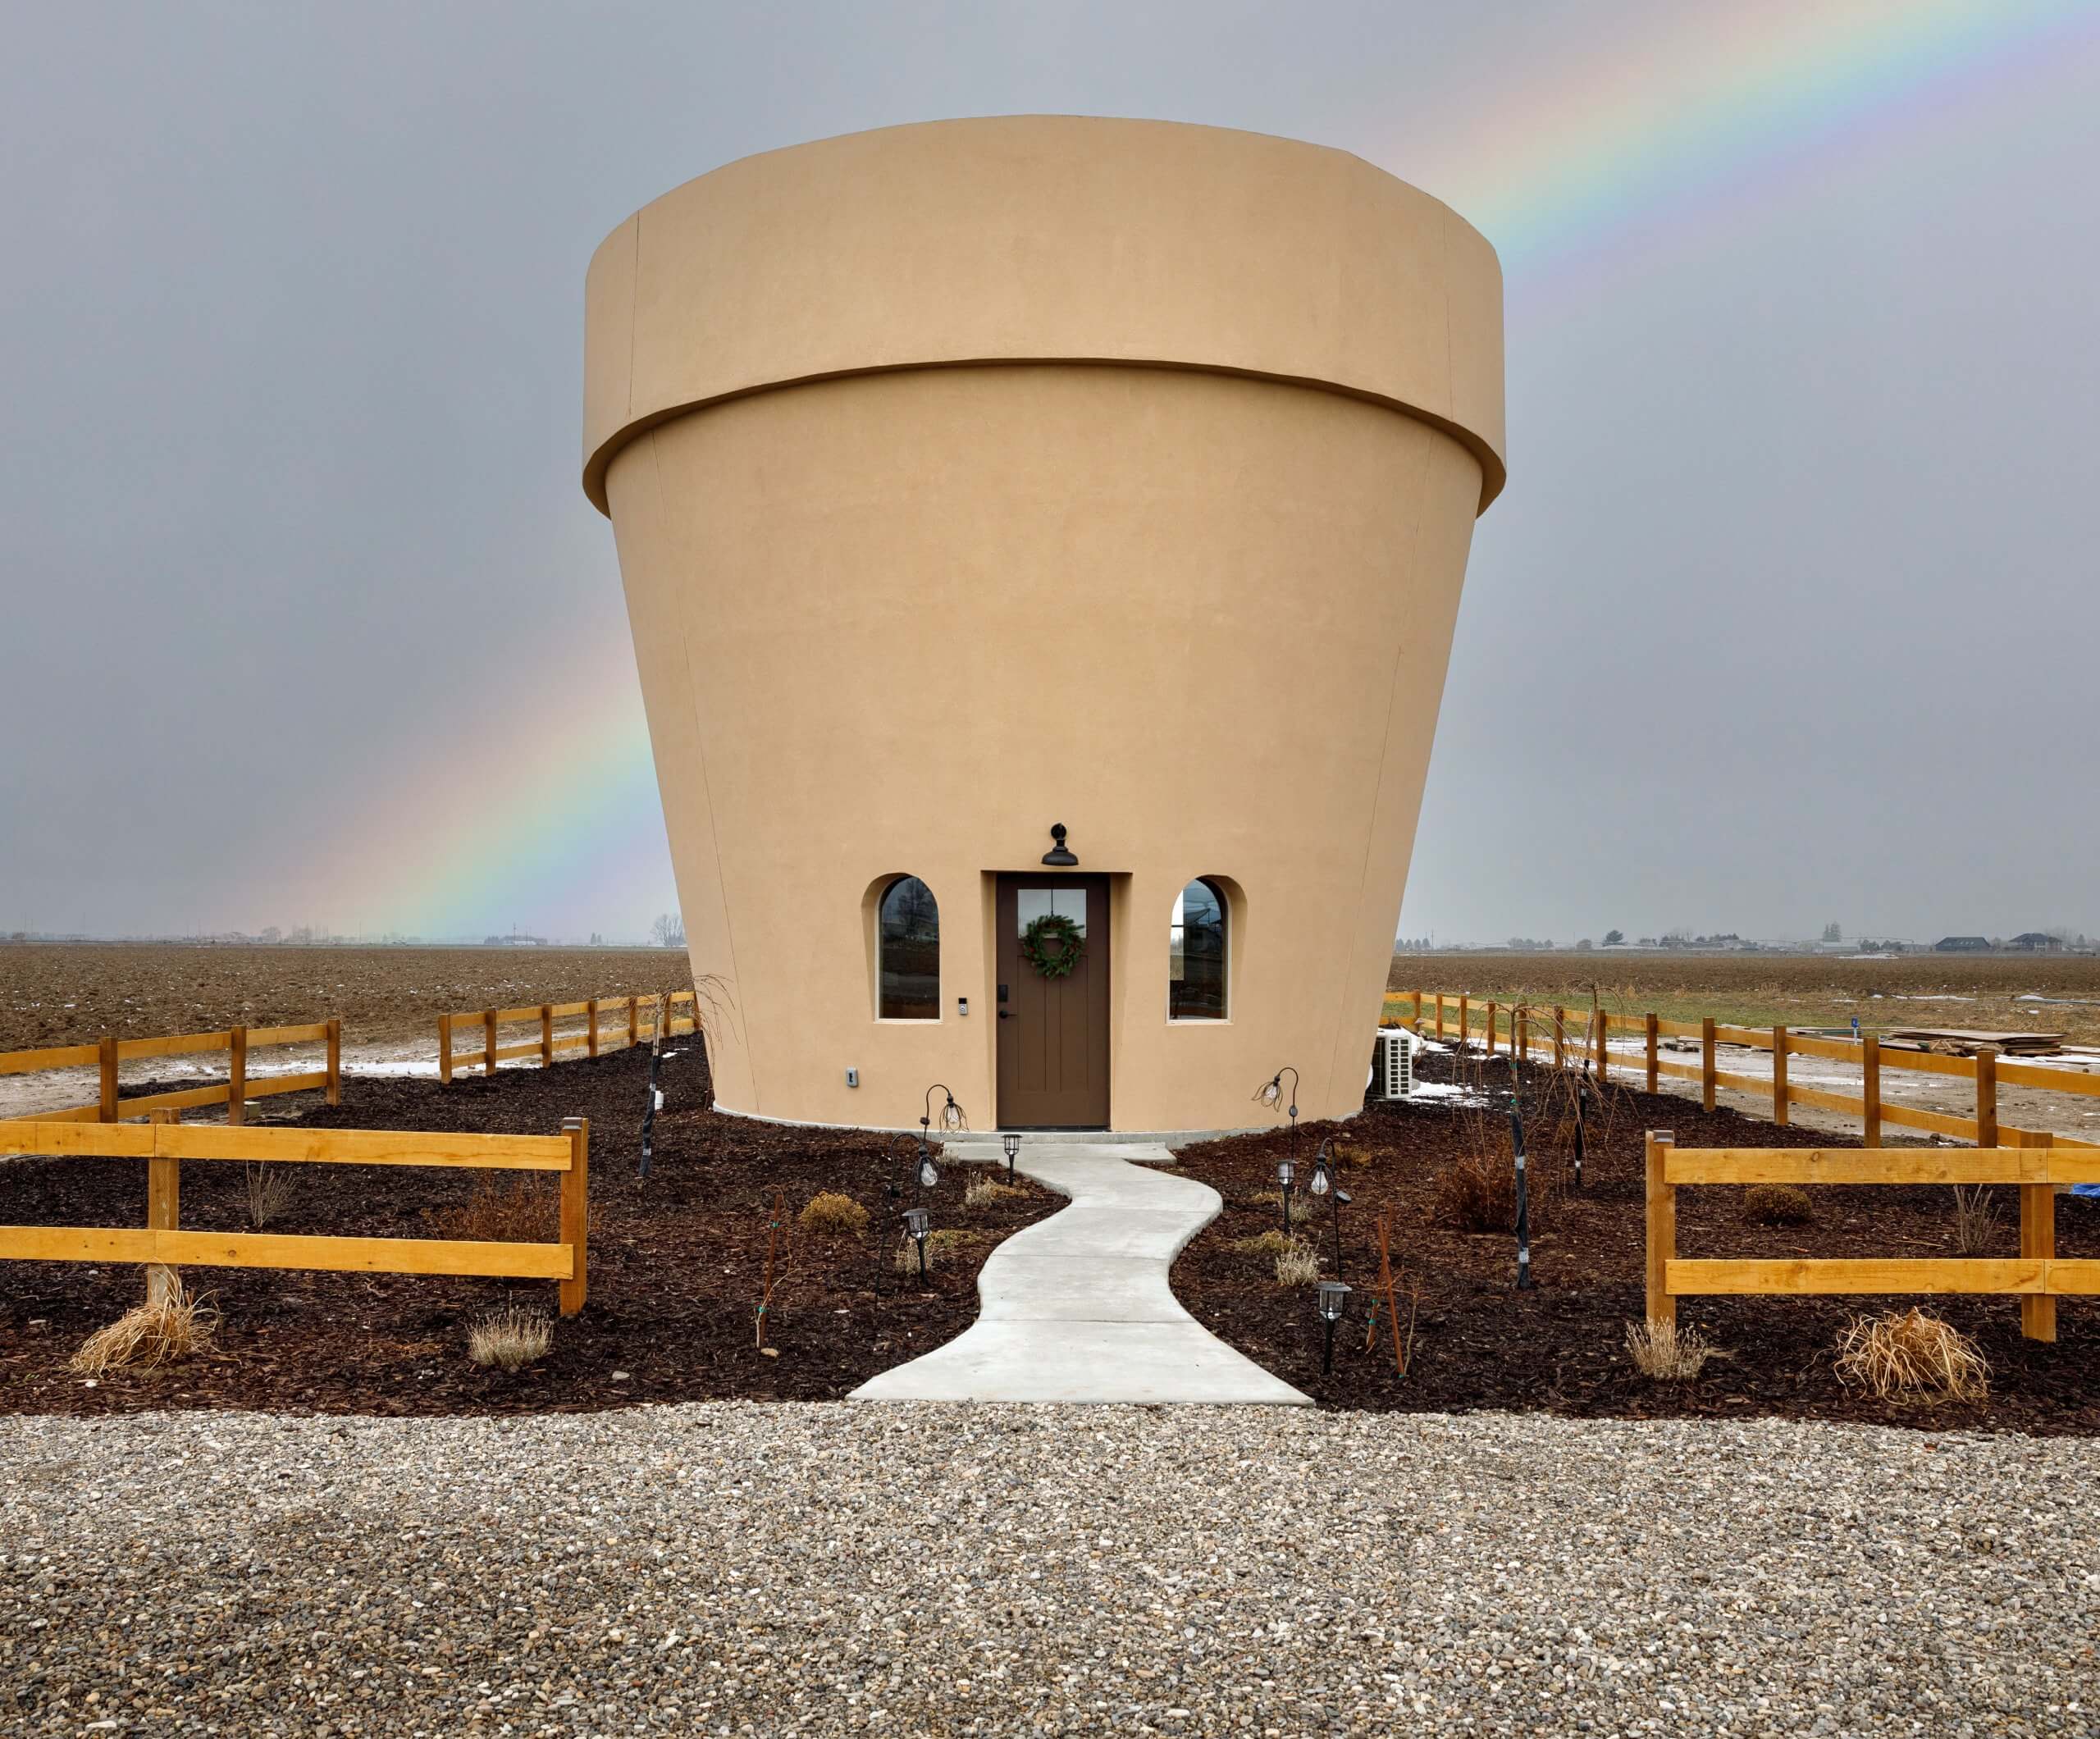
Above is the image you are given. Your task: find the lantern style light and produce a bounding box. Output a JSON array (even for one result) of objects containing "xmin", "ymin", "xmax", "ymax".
[
  {"xmin": 903, "ymin": 1206, "xmax": 931, "ymax": 1285},
  {"xmin": 1312, "ymin": 1138, "xmax": 1350, "ymax": 1275},
  {"xmin": 1308, "ymin": 1152, "xmax": 1331, "ymax": 1196},
  {"xmin": 1316, "ymin": 1280, "xmax": 1352, "ymax": 1373},
  {"xmin": 916, "ymin": 1150, "xmax": 941, "ymax": 1191},
  {"xmin": 1002, "ymin": 1131, "xmax": 1020, "ymax": 1180},
  {"xmin": 1275, "ymin": 1157, "xmax": 1295, "ymax": 1235}
]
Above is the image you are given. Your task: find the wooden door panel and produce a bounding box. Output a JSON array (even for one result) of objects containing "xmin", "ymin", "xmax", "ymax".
[{"xmin": 997, "ymin": 874, "xmax": 1110, "ymax": 1128}]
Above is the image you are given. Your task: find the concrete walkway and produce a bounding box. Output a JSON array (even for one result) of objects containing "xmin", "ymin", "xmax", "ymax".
[{"xmin": 851, "ymin": 1141, "xmax": 1310, "ymax": 1406}]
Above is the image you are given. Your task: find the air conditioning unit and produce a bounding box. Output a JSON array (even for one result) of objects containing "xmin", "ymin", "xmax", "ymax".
[{"xmin": 1372, "ymin": 1028, "xmax": 1414, "ymax": 1101}]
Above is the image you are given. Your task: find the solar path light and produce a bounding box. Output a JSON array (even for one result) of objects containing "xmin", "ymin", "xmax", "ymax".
[
  {"xmin": 1275, "ymin": 1157, "xmax": 1295, "ymax": 1236},
  {"xmin": 903, "ymin": 1206, "xmax": 931, "ymax": 1285},
  {"xmin": 1317, "ymin": 1280, "xmax": 1352, "ymax": 1374},
  {"xmin": 1002, "ymin": 1131, "xmax": 1020, "ymax": 1180}
]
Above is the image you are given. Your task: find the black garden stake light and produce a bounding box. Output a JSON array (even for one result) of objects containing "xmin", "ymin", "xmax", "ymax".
[
  {"xmin": 1001, "ymin": 1131, "xmax": 1020, "ymax": 1181},
  {"xmin": 1275, "ymin": 1157, "xmax": 1295, "ymax": 1236},
  {"xmin": 903, "ymin": 1206, "xmax": 931, "ymax": 1286},
  {"xmin": 1316, "ymin": 1280, "xmax": 1351, "ymax": 1374},
  {"xmin": 1508, "ymin": 1091, "xmax": 1536, "ymax": 1291},
  {"xmin": 1310, "ymin": 1139, "xmax": 1351, "ymax": 1278}
]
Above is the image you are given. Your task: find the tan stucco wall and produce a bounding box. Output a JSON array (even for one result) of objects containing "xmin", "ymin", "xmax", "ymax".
[{"xmin": 587, "ymin": 117, "xmax": 1504, "ymax": 1132}]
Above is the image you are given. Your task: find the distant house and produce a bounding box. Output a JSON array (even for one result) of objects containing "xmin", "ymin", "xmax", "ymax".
[
  {"xmin": 1935, "ymin": 936, "xmax": 1993, "ymax": 952},
  {"xmin": 2008, "ymin": 932, "xmax": 2064, "ymax": 952}
]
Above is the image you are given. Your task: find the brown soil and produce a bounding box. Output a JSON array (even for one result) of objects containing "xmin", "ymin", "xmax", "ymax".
[
  {"xmin": 1172, "ymin": 1048, "xmax": 2098, "ymax": 1434},
  {"xmin": 0, "ymin": 941, "xmax": 690, "ymax": 1051},
  {"xmin": 0, "ymin": 1043, "xmax": 1052, "ymax": 1417}
]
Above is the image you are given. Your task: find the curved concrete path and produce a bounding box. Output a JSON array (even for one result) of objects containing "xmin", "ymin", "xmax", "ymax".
[{"xmin": 851, "ymin": 1142, "xmax": 1310, "ymax": 1406}]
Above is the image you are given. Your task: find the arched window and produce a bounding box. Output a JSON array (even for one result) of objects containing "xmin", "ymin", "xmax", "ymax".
[
  {"xmin": 1169, "ymin": 879, "xmax": 1227, "ymax": 1020},
  {"xmin": 878, "ymin": 876, "xmax": 940, "ymax": 1020}
]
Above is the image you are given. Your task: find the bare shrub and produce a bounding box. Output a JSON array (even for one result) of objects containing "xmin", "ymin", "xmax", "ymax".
[
  {"xmin": 964, "ymin": 1177, "xmax": 1027, "ymax": 1210},
  {"xmin": 797, "ymin": 1191, "xmax": 870, "ymax": 1238},
  {"xmin": 892, "ymin": 1228, "xmax": 975, "ymax": 1274},
  {"xmin": 245, "ymin": 1162, "xmax": 295, "ymax": 1229},
  {"xmin": 1273, "ymin": 1240, "xmax": 1321, "ymax": 1287},
  {"xmin": 1742, "ymin": 1184, "xmax": 1814, "ymax": 1227},
  {"xmin": 71, "ymin": 1277, "xmax": 219, "ymax": 1376},
  {"xmin": 1951, "ymin": 1185, "xmax": 1999, "ymax": 1254},
  {"xmin": 1231, "ymin": 1230, "xmax": 1296, "ymax": 1258},
  {"xmin": 436, "ymin": 1176, "xmax": 555, "ymax": 1244},
  {"xmin": 1623, "ymin": 1317, "xmax": 1721, "ymax": 1381},
  {"xmin": 1833, "ymin": 1308, "xmax": 1989, "ymax": 1403},
  {"xmin": 468, "ymin": 1303, "xmax": 552, "ymax": 1372},
  {"xmin": 1430, "ymin": 1153, "xmax": 1517, "ymax": 1233}
]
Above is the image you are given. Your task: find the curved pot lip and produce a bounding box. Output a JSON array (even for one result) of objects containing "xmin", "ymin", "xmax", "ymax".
[{"xmin": 582, "ymin": 115, "xmax": 1506, "ymax": 517}]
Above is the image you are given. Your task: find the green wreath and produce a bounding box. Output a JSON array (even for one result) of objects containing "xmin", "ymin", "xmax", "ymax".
[{"xmin": 1020, "ymin": 913, "xmax": 1087, "ymax": 980}]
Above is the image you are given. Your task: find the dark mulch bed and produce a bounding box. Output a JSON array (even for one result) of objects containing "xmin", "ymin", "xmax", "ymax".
[
  {"xmin": 0, "ymin": 1043, "xmax": 1051, "ymax": 1417},
  {"xmin": 1173, "ymin": 1046, "xmax": 2098, "ymax": 1434}
]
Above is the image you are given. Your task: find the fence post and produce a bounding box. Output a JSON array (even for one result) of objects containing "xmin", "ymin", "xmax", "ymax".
[
  {"xmin": 1595, "ymin": 1012, "xmax": 1609, "ymax": 1085},
  {"xmin": 1645, "ymin": 1013, "xmax": 1659, "ymax": 1094},
  {"xmin": 1862, "ymin": 1035, "xmax": 1881, "ymax": 1148},
  {"xmin": 484, "ymin": 1009, "xmax": 498, "ymax": 1077},
  {"xmin": 437, "ymin": 1014, "xmax": 453, "ymax": 1086},
  {"xmin": 1435, "ymin": 995, "xmax": 1445, "ymax": 1043},
  {"xmin": 227, "ymin": 1025, "xmax": 248, "ymax": 1127},
  {"xmin": 1459, "ymin": 995, "xmax": 1469, "ymax": 1049},
  {"xmin": 1974, "ymin": 1048, "xmax": 1997, "ymax": 1149},
  {"xmin": 1772, "ymin": 1025, "xmax": 1789, "ymax": 1126},
  {"xmin": 559, "ymin": 1116, "xmax": 590, "ymax": 1317},
  {"xmin": 2020, "ymin": 1156, "xmax": 2057, "ymax": 1343},
  {"xmin": 1552, "ymin": 1006, "xmax": 1565, "ymax": 1070},
  {"xmin": 1515, "ymin": 1006, "xmax": 1528, "ymax": 1065},
  {"xmin": 99, "ymin": 1034, "xmax": 118, "ymax": 1122},
  {"xmin": 145, "ymin": 1107, "xmax": 180, "ymax": 1308},
  {"xmin": 326, "ymin": 1018, "xmax": 342, "ymax": 1107},
  {"xmin": 1485, "ymin": 1002, "xmax": 1497, "ymax": 1059},
  {"xmin": 587, "ymin": 998, "xmax": 600, "ymax": 1059},
  {"xmin": 1413, "ymin": 990, "xmax": 1423, "ymax": 1030},
  {"xmin": 1644, "ymin": 1131, "xmax": 1676, "ymax": 1329},
  {"xmin": 1700, "ymin": 1017, "xmax": 1716, "ymax": 1112},
  {"xmin": 628, "ymin": 996, "xmax": 639, "ymax": 1048},
  {"xmin": 540, "ymin": 1004, "xmax": 555, "ymax": 1069}
]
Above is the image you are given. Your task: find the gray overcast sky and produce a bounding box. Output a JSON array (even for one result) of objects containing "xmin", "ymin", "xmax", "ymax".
[{"xmin": 2, "ymin": 2, "xmax": 2094, "ymax": 946}]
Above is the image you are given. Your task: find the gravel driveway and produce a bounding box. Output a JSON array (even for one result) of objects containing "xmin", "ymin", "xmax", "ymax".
[{"xmin": 2, "ymin": 1404, "xmax": 2094, "ymax": 1735}]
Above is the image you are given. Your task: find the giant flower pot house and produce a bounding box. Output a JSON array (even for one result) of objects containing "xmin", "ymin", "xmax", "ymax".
[{"xmin": 584, "ymin": 116, "xmax": 1505, "ymax": 1134}]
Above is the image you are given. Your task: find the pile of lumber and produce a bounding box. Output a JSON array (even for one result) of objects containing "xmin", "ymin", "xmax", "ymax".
[{"xmin": 1878, "ymin": 1027, "xmax": 2063, "ymax": 1057}]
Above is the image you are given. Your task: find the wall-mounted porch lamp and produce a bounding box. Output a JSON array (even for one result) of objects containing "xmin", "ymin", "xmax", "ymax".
[{"xmin": 1041, "ymin": 823, "xmax": 1078, "ymax": 867}]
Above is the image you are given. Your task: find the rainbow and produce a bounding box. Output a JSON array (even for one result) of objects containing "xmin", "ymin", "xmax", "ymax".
[{"xmin": 281, "ymin": 1, "xmax": 2092, "ymax": 938}]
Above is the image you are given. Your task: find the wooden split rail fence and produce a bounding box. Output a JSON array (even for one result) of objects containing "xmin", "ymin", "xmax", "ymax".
[
  {"xmin": 1396, "ymin": 991, "xmax": 2100, "ymax": 1153},
  {"xmin": 1645, "ymin": 1132, "xmax": 2099, "ymax": 1343},
  {"xmin": 0, "ymin": 1113, "xmax": 590, "ymax": 1314},
  {"xmin": 0, "ymin": 1021, "xmax": 341, "ymax": 1125},
  {"xmin": 438, "ymin": 991, "xmax": 696, "ymax": 1084}
]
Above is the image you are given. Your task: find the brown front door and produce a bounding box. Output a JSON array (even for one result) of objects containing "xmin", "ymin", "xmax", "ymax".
[{"xmin": 997, "ymin": 874, "xmax": 1111, "ymax": 1129}]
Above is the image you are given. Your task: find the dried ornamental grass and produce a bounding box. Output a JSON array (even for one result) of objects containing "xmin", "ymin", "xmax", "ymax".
[
  {"xmin": 1230, "ymin": 1230, "xmax": 1296, "ymax": 1258},
  {"xmin": 964, "ymin": 1177, "xmax": 1028, "ymax": 1209},
  {"xmin": 1249, "ymin": 1190, "xmax": 1312, "ymax": 1227},
  {"xmin": 1273, "ymin": 1240, "xmax": 1321, "ymax": 1288},
  {"xmin": 70, "ymin": 1277, "xmax": 219, "ymax": 1376},
  {"xmin": 467, "ymin": 1304, "xmax": 553, "ymax": 1372},
  {"xmin": 1430, "ymin": 1153, "xmax": 1517, "ymax": 1234},
  {"xmin": 1623, "ymin": 1317, "xmax": 1722, "ymax": 1381},
  {"xmin": 797, "ymin": 1191, "xmax": 870, "ymax": 1238},
  {"xmin": 1833, "ymin": 1308, "xmax": 1989, "ymax": 1403},
  {"xmin": 1742, "ymin": 1184, "xmax": 1815, "ymax": 1227}
]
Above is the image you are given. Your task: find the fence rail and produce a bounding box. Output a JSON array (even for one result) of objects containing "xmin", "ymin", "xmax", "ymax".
[
  {"xmin": 0, "ymin": 1021, "xmax": 342, "ymax": 1125},
  {"xmin": 0, "ymin": 1112, "xmax": 589, "ymax": 1314},
  {"xmin": 1395, "ymin": 990, "xmax": 2099, "ymax": 1152},
  {"xmin": 437, "ymin": 991, "xmax": 696, "ymax": 1084},
  {"xmin": 1644, "ymin": 1133, "xmax": 2098, "ymax": 1343}
]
